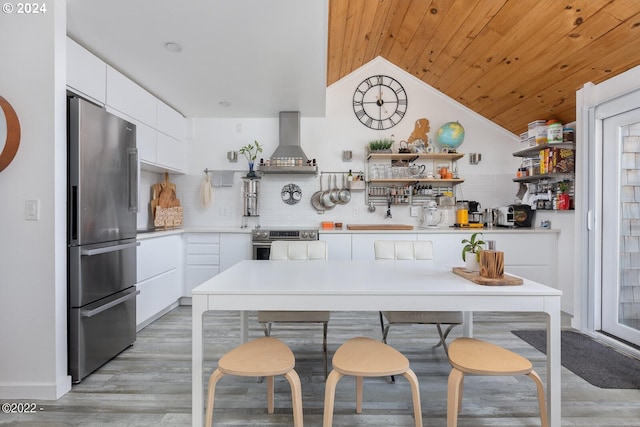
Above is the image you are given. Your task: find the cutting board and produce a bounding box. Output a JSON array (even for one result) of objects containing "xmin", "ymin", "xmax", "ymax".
[
  {"xmin": 452, "ymin": 267, "xmax": 523, "ymax": 286},
  {"xmin": 347, "ymin": 224, "xmax": 414, "ymax": 230}
]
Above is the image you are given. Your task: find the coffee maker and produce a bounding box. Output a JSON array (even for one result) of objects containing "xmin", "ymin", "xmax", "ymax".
[{"xmin": 468, "ymin": 201, "xmax": 482, "ymax": 223}]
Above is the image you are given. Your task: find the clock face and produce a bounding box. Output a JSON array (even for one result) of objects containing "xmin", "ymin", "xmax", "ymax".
[{"xmin": 353, "ymin": 75, "xmax": 407, "ymax": 130}]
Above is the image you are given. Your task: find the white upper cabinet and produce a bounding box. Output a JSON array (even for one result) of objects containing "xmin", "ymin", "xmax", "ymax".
[
  {"xmin": 106, "ymin": 65, "xmax": 157, "ymax": 128},
  {"xmin": 156, "ymin": 132, "xmax": 187, "ymax": 172},
  {"xmin": 135, "ymin": 120, "xmax": 158, "ymax": 165},
  {"xmin": 156, "ymin": 101, "xmax": 186, "ymax": 141},
  {"xmin": 67, "ymin": 38, "xmax": 187, "ymax": 173},
  {"xmin": 66, "ymin": 38, "xmax": 107, "ymax": 104}
]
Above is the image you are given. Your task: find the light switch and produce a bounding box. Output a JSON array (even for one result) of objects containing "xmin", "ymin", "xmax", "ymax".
[{"xmin": 25, "ymin": 199, "xmax": 40, "ymax": 221}]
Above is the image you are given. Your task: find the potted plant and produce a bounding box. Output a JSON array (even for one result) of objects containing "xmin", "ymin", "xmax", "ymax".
[
  {"xmin": 368, "ymin": 138, "xmax": 393, "ymax": 153},
  {"xmin": 239, "ymin": 140, "xmax": 262, "ymax": 178},
  {"xmin": 461, "ymin": 232, "xmax": 485, "ymax": 272},
  {"xmin": 557, "ymin": 180, "xmax": 571, "ymax": 210}
]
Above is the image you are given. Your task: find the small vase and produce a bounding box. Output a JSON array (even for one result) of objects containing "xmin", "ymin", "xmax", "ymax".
[
  {"xmin": 465, "ymin": 253, "xmax": 480, "ymax": 272},
  {"xmin": 246, "ymin": 162, "xmax": 257, "ymax": 178}
]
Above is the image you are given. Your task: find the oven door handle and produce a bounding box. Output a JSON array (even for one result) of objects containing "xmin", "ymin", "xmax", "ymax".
[
  {"xmin": 81, "ymin": 241, "xmax": 140, "ymax": 256},
  {"xmin": 80, "ymin": 290, "xmax": 140, "ymax": 318}
]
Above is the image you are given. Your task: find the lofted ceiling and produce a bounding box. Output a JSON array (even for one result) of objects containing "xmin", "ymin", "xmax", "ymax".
[{"xmin": 328, "ymin": 0, "xmax": 640, "ymax": 134}]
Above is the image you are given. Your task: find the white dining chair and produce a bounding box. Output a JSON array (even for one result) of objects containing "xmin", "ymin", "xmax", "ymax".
[
  {"xmin": 374, "ymin": 240, "xmax": 462, "ymax": 358},
  {"xmin": 258, "ymin": 240, "xmax": 330, "ymax": 378}
]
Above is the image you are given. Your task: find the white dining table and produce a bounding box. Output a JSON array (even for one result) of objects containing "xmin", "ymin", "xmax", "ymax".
[{"xmin": 192, "ymin": 259, "xmax": 562, "ymax": 427}]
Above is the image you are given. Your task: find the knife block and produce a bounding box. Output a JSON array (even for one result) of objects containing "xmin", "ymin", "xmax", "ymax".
[{"xmin": 479, "ymin": 250, "xmax": 504, "ymax": 279}]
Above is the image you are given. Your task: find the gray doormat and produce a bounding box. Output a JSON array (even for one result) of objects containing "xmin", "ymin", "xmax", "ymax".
[{"xmin": 512, "ymin": 330, "xmax": 640, "ymax": 389}]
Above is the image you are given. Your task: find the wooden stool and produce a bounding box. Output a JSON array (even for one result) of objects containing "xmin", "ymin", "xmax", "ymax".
[
  {"xmin": 205, "ymin": 337, "xmax": 303, "ymax": 427},
  {"xmin": 323, "ymin": 337, "xmax": 422, "ymax": 427},
  {"xmin": 447, "ymin": 337, "xmax": 548, "ymax": 427}
]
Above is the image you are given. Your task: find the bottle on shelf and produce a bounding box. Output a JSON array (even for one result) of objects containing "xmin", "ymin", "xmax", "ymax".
[{"xmin": 347, "ymin": 169, "xmax": 353, "ymax": 181}]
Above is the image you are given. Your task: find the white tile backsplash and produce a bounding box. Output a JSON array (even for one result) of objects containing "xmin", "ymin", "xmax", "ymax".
[{"xmin": 135, "ymin": 171, "xmax": 526, "ymax": 229}]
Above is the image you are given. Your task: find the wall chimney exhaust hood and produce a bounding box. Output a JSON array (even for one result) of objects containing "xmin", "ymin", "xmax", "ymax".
[{"xmin": 259, "ymin": 111, "xmax": 318, "ymax": 175}]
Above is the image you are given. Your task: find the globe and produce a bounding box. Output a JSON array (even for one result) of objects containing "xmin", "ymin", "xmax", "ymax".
[{"xmin": 437, "ymin": 121, "xmax": 465, "ymax": 151}]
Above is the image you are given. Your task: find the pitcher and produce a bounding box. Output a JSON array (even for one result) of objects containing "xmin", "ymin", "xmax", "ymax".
[{"xmin": 408, "ymin": 163, "xmax": 426, "ymax": 178}]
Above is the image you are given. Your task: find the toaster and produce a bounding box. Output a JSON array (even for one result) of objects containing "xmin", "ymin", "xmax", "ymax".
[{"xmin": 497, "ymin": 206, "xmax": 515, "ymax": 227}]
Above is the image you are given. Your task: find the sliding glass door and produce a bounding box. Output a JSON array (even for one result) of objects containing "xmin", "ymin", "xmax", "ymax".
[{"xmin": 601, "ymin": 107, "xmax": 640, "ymax": 346}]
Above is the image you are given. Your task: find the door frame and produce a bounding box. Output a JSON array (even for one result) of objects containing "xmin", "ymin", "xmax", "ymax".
[
  {"xmin": 581, "ymin": 86, "xmax": 640, "ymax": 355},
  {"xmin": 601, "ymin": 105, "xmax": 640, "ymax": 345}
]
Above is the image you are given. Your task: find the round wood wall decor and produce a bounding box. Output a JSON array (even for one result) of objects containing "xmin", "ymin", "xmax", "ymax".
[{"xmin": 0, "ymin": 95, "xmax": 21, "ymax": 172}]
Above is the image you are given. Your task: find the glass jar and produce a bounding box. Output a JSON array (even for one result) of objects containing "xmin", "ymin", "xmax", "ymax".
[{"xmin": 547, "ymin": 119, "xmax": 563, "ymax": 144}]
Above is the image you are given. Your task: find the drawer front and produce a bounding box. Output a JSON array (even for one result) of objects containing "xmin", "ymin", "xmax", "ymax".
[
  {"xmin": 137, "ymin": 235, "xmax": 180, "ymax": 282},
  {"xmin": 187, "ymin": 243, "xmax": 220, "ymax": 255},
  {"xmin": 187, "ymin": 254, "xmax": 220, "ymax": 266},
  {"xmin": 186, "ymin": 233, "xmax": 220, "ymax": 244}
]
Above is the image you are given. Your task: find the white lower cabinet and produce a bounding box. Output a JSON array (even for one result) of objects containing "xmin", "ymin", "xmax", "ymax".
[
  {"xmin": 327, "ymin": 230, "xmax": 559, "ymax": 289},
  {"xmin": 219, "ymin": 233, "xmax": 252, "ymax": 271},
  {"xmin": 351, "ymin": 233, "xmax": 418, "ymax": 260},
  {"xmin": 319, "ymin": 233, "xmax": 352, "ymax": 260},
  {"xmin": 185, "ymin": 233, "xmax": 221, "ymax": 296},
  {"xmin": 136, "ymin": 235, "xmax": 182, "ymax": 329},
  {"xmin": 421, "ymin": 232, "xmax": 558, "ymax": 287}
]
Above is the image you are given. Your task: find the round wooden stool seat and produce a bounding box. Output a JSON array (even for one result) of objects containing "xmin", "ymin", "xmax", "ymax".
[
  {"xmin": 324, "ymin": 337, "xmax": 422, "ymax": 427},
  {"xmin": 446, "ymin": 337, "xmax": 548, "ymax": 427},
  {"xmin": 332, "ymin": 336, "xmax": 410, "ymax": 376},
  {"xmin": 218, "ymin": 337, "xmax": 295, "ymax": 377},
  {"xmin": 448, "ymin": 337, "xmax": 533, "ymax": 375},
  {"xmin": 206, "ymin": 337, "xmax": 303, "ymax": 427}
]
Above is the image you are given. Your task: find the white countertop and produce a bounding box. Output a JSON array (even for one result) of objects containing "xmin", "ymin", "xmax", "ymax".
[
  {"xmin": 136, "ymin": 227, "xmax": 252, "ymax": 239},
  {"xmin": 319, "ymin": 227, "xmax": 560, "ymax": 234},
  {"xmin": 136, "ymin": 225, "xmax": 560, "ymax": 239}
]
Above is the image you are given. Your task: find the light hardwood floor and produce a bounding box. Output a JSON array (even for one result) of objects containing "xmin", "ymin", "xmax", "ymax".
[{"xmin": 4, "ymin": 307, "xmax": 640, "ymax": 426}]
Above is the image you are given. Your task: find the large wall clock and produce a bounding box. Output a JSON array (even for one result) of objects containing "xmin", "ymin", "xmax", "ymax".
[{"xmin": 352, "ymin": 75, "xmax": 407, "ymax": 130}]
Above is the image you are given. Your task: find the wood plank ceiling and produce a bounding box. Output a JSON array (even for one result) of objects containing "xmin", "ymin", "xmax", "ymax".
[{"xmin": 328, "ymin": 0, "xmax": 640, "ymax": 134}]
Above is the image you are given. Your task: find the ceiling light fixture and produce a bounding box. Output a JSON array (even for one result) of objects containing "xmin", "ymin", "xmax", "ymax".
[{"xmin": 164, "ymin": 42, "xmax": 182, "ymax": 53}]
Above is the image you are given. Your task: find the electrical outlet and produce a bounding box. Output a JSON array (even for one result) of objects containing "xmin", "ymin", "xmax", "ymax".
[
  {"xmin": 353, "ymin": 208, "xmax": 359, "ymax": 216},
  {"xmin": 410, "ymin": 206, "xmax": 419, "ymax": 217}
]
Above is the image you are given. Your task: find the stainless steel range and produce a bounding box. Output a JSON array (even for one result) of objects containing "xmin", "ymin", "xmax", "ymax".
[{"xmin": 252, "ymin": 228, "xmax": 318, "ymax": 260}]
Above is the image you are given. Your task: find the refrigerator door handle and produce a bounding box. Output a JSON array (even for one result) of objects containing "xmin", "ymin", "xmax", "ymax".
[
  {"xmin": 70, "ymin": 185, "xmax": 78, "ymax": 241},
  {"xmin": 80, "ymin": 290, "xmax": 140, "ymax": 318},
  {"xmin": 81, "ymin": 241, "xmax": 140, "ymax": 256},
  {"xmin": 129, "ymin": 147, "xmax": 139, "ymax": 213}
]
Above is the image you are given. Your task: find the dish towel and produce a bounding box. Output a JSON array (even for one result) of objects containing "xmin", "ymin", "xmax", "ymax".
[{"xmin": 200, "ymin": 172, "xmax": 212, "ymax": 207}]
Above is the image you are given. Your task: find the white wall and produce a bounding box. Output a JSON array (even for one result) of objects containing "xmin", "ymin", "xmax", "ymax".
[
  {"xmin": 176, "ymin": 57, "xmax": 521, "ymax": 229},
  {"xmin": 0, "ymin": 0, "xmax": 71, "ymax": 398}
]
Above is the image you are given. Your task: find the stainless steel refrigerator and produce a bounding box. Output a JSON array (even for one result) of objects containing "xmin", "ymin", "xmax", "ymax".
[{"xmin": 67, "ymin": 96, "xmax": 139, "ymax": 383}]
